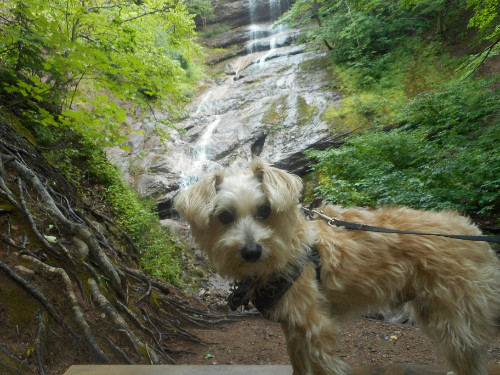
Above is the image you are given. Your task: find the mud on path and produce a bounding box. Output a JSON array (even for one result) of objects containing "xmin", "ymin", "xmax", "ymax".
[{"xmin": 172, "ymin": 307, "xmax": 500, "ymax": 368}]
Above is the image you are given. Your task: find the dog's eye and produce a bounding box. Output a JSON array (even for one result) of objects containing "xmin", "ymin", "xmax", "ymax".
[
  {"xmin": 256, "ymin": 204, "xmax": 271, "ymax": 220},
  {"xmin": 218, "ymin": 210, "xmax": 235, "ymax": 225}
]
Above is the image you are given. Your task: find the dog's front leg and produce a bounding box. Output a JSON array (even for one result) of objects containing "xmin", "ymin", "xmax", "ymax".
[
  {"xmin": 281, "ymin": 309, "xmax": 349, "ymax": 375},
  {"xmin": 281, "ymin": 323, "xmax": 311, "ymax": 375},
  {"xmin": 275, "ymin": 266, "xmax": 349, "ymax": 375}
]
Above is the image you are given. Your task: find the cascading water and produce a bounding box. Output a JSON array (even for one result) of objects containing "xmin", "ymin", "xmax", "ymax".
[
  {"xmin": 246, "ymin": 0, "xmax": 290, "ymax": 65},
  {"xmin": 177, "ymin": 82, "xmax": 228, "ymax": 189},
  {"xmin": 177, "ymin": 0, "xmax": 294, "ymax": 190},
  {"xmin": 178, "ymin": 115, "xmax": 220, "ymax": 190}
]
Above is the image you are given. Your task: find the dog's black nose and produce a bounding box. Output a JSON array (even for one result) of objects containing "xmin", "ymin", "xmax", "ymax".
[{"xmin": 240, "ymin": 242, "xmax": 262, "ymax": 263}]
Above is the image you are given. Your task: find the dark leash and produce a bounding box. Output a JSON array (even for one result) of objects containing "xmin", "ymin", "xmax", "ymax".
[{"xmin": 302, "ymin": 207, "xmax": 500, "ymax": 243}]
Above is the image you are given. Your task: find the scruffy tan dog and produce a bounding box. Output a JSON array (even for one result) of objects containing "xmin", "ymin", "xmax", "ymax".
[{"xmin": 174, "ymin": 161, "xmax": 500, "ymax": 375}]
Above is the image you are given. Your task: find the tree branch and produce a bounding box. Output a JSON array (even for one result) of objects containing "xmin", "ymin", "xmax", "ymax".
[
  {"xmin": 463, "ymin": 36, "xmax": 500, "ymax": 79},
  {"xmin": 124, "ymin": 7, "xmax": 169, "ymax": 22},
  {"xmin": 35, "ymin": 310, "xmax": 46, "ymax": 375}
]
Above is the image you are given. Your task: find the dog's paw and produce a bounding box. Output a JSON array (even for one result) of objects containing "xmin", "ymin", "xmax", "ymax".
[{"xmin": 446, "ymin": 372, "xmax": 455, "ymax": 375}]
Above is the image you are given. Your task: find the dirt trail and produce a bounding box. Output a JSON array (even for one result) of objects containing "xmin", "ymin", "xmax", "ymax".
[
  {"xmin": 173, "ymin": 250, "xmax": 500, "ymax": 368},
  {"xmin": 171, "ymin": 302, "xmax": 500, "ymax": 368}
]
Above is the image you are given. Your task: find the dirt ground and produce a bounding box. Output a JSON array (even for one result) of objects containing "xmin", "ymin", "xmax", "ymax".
[
  {"xmin": 171, "ymin": 287, "xmax": 500, "ymax": 369},
  {"xmin": 173, "ymin": 313, "xmax": 500, "ymax": 367}
]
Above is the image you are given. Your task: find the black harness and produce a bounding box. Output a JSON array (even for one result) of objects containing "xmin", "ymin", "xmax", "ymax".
[{"xmin": 228, "ymin": 246, "xmax": 321, "ymax": 319}]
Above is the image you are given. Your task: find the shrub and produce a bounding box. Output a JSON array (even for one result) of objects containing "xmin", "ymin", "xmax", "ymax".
[
  {"xmin": 88, "ymin": 150, "xmax": 185, "ymax": 285},
  {"xmin": 308, "ymin": 78, "xmax": 500, "ymax": 214}
]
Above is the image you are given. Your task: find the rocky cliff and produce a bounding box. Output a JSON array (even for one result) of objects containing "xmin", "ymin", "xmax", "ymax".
[
  {"xmin": 200, "ymin": 0, "xmax": 294, "ymax": 29},
  {"xmin": 107, "ymin": 0, "xmax": 347, "ymax": 218}
]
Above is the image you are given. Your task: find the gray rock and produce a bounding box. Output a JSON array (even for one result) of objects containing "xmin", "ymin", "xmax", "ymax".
[{"xmin": 200, "ymin": 0, "xmax": 294, "ymax": 29}]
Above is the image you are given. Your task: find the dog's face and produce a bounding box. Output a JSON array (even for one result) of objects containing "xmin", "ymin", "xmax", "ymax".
[{"xmin": 174, "ymin": 161, "xmax": 304, "ymax": 280}]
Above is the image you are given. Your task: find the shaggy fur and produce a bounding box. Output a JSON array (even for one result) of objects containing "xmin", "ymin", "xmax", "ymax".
[{"xmin": 174, "ymin": 161, "xmax": 500, "ymax": 375}]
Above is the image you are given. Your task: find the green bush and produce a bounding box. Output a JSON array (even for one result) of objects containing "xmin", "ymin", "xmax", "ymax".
[
  {"xmin": 88, "ymin": 151, "xmax": 185, "ymax": 285},
  {"xmin": 308, "ymin": 78, "xmax": 500, "ymax": 214}
]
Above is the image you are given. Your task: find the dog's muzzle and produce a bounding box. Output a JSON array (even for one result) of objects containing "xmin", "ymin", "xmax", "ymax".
[{"xmin": 240, "ymin": 241, "xmax": 262, "ymax": 263}]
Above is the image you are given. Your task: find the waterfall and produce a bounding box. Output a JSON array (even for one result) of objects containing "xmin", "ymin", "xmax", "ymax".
[
  {"xmin": 269, "ymin": 0, "xmax": 283, "ymax": 19},
  {"xmin": 246, "ymin": 0, "xmax": 288, "ymax": 58},
  {"xmin": 177, "ymin": 0, "xmax": 291, "ymax": 190},
  {"xmin": 247, "ymin": 0, "xmax": 286, "ymax": 22},
  {"xmin": 248, "ymin": 0, "xmax": 257, "ymax": 25},
  {"xmin": 178, "ymin": 116, "xmax": 220, "ymax": 190}
]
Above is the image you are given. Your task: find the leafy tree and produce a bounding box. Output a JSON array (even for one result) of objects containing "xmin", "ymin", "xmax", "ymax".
[
  {"xmin": 280, "ymin": 0, "xmax": 499, "ymax": 82},
  {"xmin": 400, "ymin": 0, "xmax": 500, "ymax": 75},
  {"xmin": 307, "ymin": 79, "xmax": 500, "ymax": 214},
  {"xmin": 186, "ymin": 0, "xmax": 218, "ymax": 26},
  {"xmin": 280, "ymin": 0, "xmax": 433, "ymax": 86},
  {"xmin": 0, "ymin": 0, "xmax": 200, "ymax": 147},
  {"xmin": 401, "ymin": 0, "xmax": 499, "ymax": 40}
]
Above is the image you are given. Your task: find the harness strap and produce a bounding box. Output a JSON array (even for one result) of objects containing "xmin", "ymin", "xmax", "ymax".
[
  {"xmin": 250, "ymin": 262, "xmax": 303, "ymax": 318},
  {"xmin": 227, "ymin": 246, "xmax": 322, "ymax": 319},
  {"xmin": 306, "ymin": 209, "xmax": 500, "ymax": 243}
]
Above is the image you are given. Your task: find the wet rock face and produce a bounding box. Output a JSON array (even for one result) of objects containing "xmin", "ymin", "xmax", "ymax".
[
  {"xmin": 202, "ymin": 0, "xmax": 294, "ymax": 29},
  {"xmin": 106, "ymin": 0, "xmax": 345, "ymax": 217}
]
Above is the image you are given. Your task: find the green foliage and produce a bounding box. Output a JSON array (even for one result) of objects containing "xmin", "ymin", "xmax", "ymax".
[
  {"xmin": 202, "ymin": 24, "xmax": 232, "ymax": 38},
  {"xmin": 401, "ymin": 0, "xmax": 500, "ymax": 40},
  {"xmin": 308, "ymin": 78, "xmax": 500, "ymax": 214},
  {"xmin": 281, "ymin": 0, "xmax": 498, "ymax": 88},
  {"xmin": 0, "ymin": 0, "xmax": 201, "ymax": 148},
  {"xmin": 0, "ymin": 0, "xmax": 200, "ymax": 286},
  {"xmin": 87, "ymin": 149, "xmax": 184, "ymax": 285},
  {"xmin": 186, "ymin": 0, "xmax": 218, "ymax": 26}
]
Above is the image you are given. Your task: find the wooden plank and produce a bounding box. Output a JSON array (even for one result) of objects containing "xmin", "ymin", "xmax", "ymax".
[
  {"xmin": 64, "ymin": 365, "xmax": 500, "ymax": 375},
  {"xmin": 64, "ymin": 365, "xmax": 291, "ymax": 375},
  {"xmin": 350, "ymin": 365, "xmax": 449, "ymax": 374}
]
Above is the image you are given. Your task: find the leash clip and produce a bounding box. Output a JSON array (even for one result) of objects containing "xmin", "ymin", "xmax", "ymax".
[
  {"xmin": 327, "ymin": 217, "xmax": 339, "ymax": 226},
  {"xmin": 309, "ymin": 209, "xmax": 340, "ymax": 227}
]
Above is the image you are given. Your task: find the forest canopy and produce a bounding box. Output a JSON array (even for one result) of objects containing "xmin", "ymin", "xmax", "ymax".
[
  {"xmin": 280, "ymin": 0, "xmax": 500, "ymax": 215},
  {"xmin": 0, "ymin": 0, "xmax": 201, "ymax": 148}
]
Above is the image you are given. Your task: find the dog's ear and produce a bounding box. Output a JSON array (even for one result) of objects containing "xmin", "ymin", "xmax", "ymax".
[
  {"xmin": 174, "ymin": 172, "xmax": 223, "ymax": 229},
  {"xmin": 251, "ymin": 160, "xmax": 302, "ymax": 212}
]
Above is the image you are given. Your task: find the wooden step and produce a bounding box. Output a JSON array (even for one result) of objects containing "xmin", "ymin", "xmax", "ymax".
[{"xmin": 64, "ymin": 364, "xmax": 500, "ymax": 375}]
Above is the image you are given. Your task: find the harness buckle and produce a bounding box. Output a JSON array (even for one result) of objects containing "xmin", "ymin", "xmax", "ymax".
[{"xmin": 227, "ymin": 280, "xmax": 251, "ymax": 311}]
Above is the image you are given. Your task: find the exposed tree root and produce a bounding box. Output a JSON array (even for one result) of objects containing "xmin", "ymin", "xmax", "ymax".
[
  {"xmin": 0, "ymin": 344, "xmax": 31, "ymax": 372},
  {"xmin": 89, "ymin": 209, "xmax": 140, "ymax": 255},
  {"xmin": 35, "ymin": 310, "xmax": 46, "ymax": 375},
  {"xmin": 120, "ymin": 266, "xmax": 171, "ymax": 295},
  {"xmin": 101, "ymin": 335, "xmax": 135, "ymax": 364},
  {"xmin": 0, "ymin": 123, "xmax": 234, "ymax": 374},
  {"xmin": 88, "ymin": 278, "xmax": 172, "ymax": 364},
  {"xmin": 0, "ymin": 361, "xmax": 24, "ymax": 375},
  {"xmin": 4, "ymin": 156, "xmax": 126, "ymax": 298},
  {"xmin": 22, "ymin": 255, "xmax": 110, "ymax": 364},
  {"xmin": 16, "ymin": 178, "xmax": 63, "ymax": 258},
  {"xmin": 0, "ymin": 260, "xmax": 82, "ymax": 341}
]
